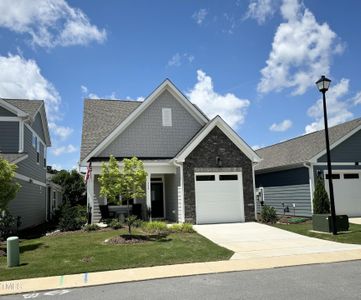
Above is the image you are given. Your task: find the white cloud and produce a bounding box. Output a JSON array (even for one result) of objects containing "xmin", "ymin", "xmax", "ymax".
[
  {"xmin": 52, "ymin": 144, "xmax": 77, "ymax": 156},
  {"xmin": 305, "ymin": 79, "xmax": 353, "ymax": 133},
  {"xmin": 269, "ymin": 119, "xmax": 293, "ymax": 132},
  {"xmin": 244, "ymin": 0, "xmax": 277, "ymax": 24},
  {"xmin": 258, "ymin": 0, "xmax": 343, "ymax": 95},
  {"xmin": 353, "ymin": 91, "xmax": 361, "ymax": 105},
  {"xmin": 0, "ymin": 54, "xmax": 61, "ymax": 121},
  {"xmin": 80, "ymin": 85, "xmax": 88, "ymax": 94},
  {"xmin": 0, "ymin": 0, "xmax": 106, "ymax": 48},
  {"xmin": 252, "ymin": 145, "xmax": 264, "ymax": 150},
  {"xmin": 51, "ymin": 163, "xmax": 63, "ymax": 171},
  {"xmin": 192, "ymin": 8, "xmax": 208, "ymax": 25},
  {"xmin": 81, "ymin": 85, "xmax": 117, "ymax": 100},
  {"xmin": 48, "ymin": 122, "xmax": 73, "ymax": 140},
  {"xmin": 187, "ymin": 70, "xmax": 251, "ymax": 128},
  {"xmin": 167, "ymin": 53, "xmax": 195, "ymax": 67}
]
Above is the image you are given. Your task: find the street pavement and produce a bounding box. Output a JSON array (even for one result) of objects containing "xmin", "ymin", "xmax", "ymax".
[{"xmin": 3, "ymin": 260, "xmax": 361, "ymax": 300}]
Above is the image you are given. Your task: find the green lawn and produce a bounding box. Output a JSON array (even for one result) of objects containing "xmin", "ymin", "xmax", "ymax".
[
  {"xmin": 273, "ymin": 221, "xmax": 361, "ymax": 244},
  {"xmin": 0, "ymin": 229, "xmax": 233, "ymax": 281}
]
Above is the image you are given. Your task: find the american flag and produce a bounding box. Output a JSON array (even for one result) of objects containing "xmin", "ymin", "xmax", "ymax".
[{"xmin": 84, "ymin": 162, "xmax": 92, "ymax": 183}]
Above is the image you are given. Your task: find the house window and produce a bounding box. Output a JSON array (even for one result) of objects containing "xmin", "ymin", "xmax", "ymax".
[
  {"xmin": 344, "ymin": 173, "xmax": 359, "ymax": 179},
  {"xmin": 219, "ymin": 175, "xmax": 238, "ymax": 181},
  {"xmin": 32, "ymin": 134, "xmax": 37, "ymax": 149},
  {"xmin": 325, "ymin": 174, "xmax": 340, "ymax": 180},
  {"xmin": 44, "ymin": 147, "xmax": 47, "ymax": 168},
  {"xmin": 196, "ymin": 175, "xmax": 215, "ymax": 181},
  {"xmin": 36, "ymin": 140, "xmax": 40, "ymax": 163},
  {"xmin": 162, "ymin": 108, "xmax": 172, "ymax": 127}
]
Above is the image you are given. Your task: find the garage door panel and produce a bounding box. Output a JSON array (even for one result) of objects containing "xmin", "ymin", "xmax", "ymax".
[
  {"xmin": 325, "ymin": 171, "xmax": 361, "ymax": 217},
  {"xmin": 195, "ymin": 172, "xmax": 245, "ymax": 224}
]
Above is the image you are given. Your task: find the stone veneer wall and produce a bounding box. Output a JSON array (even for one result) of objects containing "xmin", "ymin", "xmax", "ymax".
[{"xmin": 183, "ymin": 126, "xmax": 255, "ymax": 223}]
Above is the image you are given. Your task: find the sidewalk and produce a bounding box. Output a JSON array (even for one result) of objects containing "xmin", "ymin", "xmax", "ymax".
[{"xmin": 1, "ymin": 249, "xmax": 361, "ymax": 296}]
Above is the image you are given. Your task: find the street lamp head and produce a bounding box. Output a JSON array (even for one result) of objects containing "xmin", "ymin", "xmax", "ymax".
[{"xmin": 316, "ymin": 75, "xmax": 331, "ymax": 93}]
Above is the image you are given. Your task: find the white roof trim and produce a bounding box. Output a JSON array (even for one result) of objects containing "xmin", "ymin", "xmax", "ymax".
[
  {"xmin": 81, "ymin": 79, "xmax": 209, "ymax": 165},
  {"xmin": 37, "ymin": 103, "xmax": 51, "ymax": 146},
  {"xmin": 0, "ymin": 98, "xmax": 28, "ymax": 117},
  {"xmin": 309, "ymin": 123, "xmax": 361, "ymax": 163},
  {"xmin": 175, "ymin": 116, "xmax": 262, "ymax": 163}
]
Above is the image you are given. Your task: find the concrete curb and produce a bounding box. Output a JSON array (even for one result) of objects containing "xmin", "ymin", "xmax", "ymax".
[{"xmin": 1, "ymin": 249, "xmax": 361, "ymax": 296}]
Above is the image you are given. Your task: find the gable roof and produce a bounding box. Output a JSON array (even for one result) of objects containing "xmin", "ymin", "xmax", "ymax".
[
  {"xmin": 255, "ymin": 117, "xmax": 361, "ymax": 172},
  {"xmin": 1, "ymin": 98, "xmax": 43, "ymax": 118},
  {"xmin": 175, "ymin": 115, "xmax": 262, "ymax": 163},
  {"xmin": 80, "ymin": 99, "xmax": 142, "ymax": 162},
  {"xmin": 0, "ymin": 98, "xmax": 51, "ymax": 146},
  {"xmin": 80, "ymin": 79, "xmax": 209, "ymax": 164}
]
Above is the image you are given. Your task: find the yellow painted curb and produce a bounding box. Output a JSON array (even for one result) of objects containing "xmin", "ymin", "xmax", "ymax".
[{"xmin": 1, "ymin": 249, "xmax": 361, "ymax": 296}]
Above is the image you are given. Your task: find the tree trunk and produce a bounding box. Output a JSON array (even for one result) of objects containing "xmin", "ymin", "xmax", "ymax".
[{"xmin": 127, "ymin": 198, "xmax": 131, "ymax": 235}]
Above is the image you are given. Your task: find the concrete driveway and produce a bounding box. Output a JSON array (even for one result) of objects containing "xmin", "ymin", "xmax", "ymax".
[{"xmin": 194, "ymin": 222, "xmax": 361, "ymax": 260}]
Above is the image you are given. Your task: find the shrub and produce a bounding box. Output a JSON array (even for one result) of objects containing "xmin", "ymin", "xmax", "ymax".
[
  {"xmin": 142, "ymin": 221, "xmax": 168, "ymax": 234},
  {"xmin": 58, "ymin": 205, "xmax": 87, "ymax": 231},
  {"xmin": 313, "ymin": 177, "xmax": 330, "ymax": 214},
  {"xmin": 260, "ymin": 205, "xmax": 277, "ymax": 224},
  {"xmin": 0, "ymin": 211, "xmax": 18, "ymax": 240},
  {"xmin": 109, "ymin": 219, "xmax": 122, "ymax": 229},
  {"xmin": 83, "ymin": 224, "xmax": 99, "ymax": 231},
  {"xmin": 169, "ymin": 223, "xmax": 194, "ymax": 233}
]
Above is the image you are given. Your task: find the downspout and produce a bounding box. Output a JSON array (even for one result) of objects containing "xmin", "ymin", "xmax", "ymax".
[
  {"xmin": 173, "ymin": 160, "xmax": 185, "ymax": 223},
  {"xmin": 252, "ymin": 162, "xmax": 258, "ymax": 221}
]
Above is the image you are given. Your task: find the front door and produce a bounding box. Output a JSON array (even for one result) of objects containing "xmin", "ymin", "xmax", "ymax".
[{"xmin": 151, "ymin": 182, "xmax": 164, "ymax": 218}]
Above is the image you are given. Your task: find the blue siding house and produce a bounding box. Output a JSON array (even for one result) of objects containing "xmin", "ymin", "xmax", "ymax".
[
  {"xmin": 0, "ymin": 98, "xmax": 56, "ymax": 229},
  {"xmin": 255, "ymin": 117, "xmax": 361, "ymax": 217}
]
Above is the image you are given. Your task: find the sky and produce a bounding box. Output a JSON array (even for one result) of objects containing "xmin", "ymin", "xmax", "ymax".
[{"xmin": 0, "ymin": 0, "xmax": 361, "ymax": 170}]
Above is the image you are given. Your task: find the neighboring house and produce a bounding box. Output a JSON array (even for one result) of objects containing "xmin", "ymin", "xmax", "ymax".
[
  {"xmin": 0, "ymin": 98, "xmax": 52, "ymax": 229},
  {"xmin": 255, "ymin": 117, "xmax": 361, "ymax": 217},
  {"xmin": 80, "ymin": 80, "xmax": 261, "ymax": 224},
  {"xmin": 46, "ymin": 172, "xmax": 63, "ymax": 221}
]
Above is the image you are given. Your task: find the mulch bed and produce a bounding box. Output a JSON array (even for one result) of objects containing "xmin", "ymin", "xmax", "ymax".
[{"xmin": 45, "ymin": 227, "xmax": 114, "ymax": 237}]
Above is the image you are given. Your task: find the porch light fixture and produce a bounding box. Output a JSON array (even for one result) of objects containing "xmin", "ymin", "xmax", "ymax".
[{"xmin": 315, "ymin": 75, "xmax": 337, "ymax": 235}]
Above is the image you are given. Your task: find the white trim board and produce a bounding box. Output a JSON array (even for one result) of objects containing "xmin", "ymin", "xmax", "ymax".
[
  {"xmin": 81, "ymin": 79, "xmax": 209, "ymax": 165},
  {"xmin": 15, "ymin": 172, "xmax": 46, "ymax": 187},
  {"xmin": 175, "ymin": 116, "xmax": 262, "ymax": 163},
  {"xmin": 309, "ymin": 123, "xmax": 361, "ymax": 163},
  {"xmin": 0, "ymin": 98, "xmax": 28, "ymax": 117}
]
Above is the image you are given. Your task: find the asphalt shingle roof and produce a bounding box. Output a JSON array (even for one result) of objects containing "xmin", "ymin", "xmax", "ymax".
[
  {"xmin": 2, "ymin": 99, "xmax": 43, "ymax": 117},
  {"xmin": 80, "ymin": 99, "xmax": 142, "ymax": 162},
  {"xmin": 255, "ymin": 117, "xmax": 361, "ymax": 172}
]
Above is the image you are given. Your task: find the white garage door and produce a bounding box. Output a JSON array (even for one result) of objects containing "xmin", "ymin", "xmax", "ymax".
[
  {"xmin": 195, "ymin": 172, "xmax": 245, "ymax": 224},
  {"xmin": 325, "ymin": 171, "xmax": 361, "ymax": 217}
]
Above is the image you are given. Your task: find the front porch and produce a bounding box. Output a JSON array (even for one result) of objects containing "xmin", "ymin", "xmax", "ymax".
[{"xmin": 86, "ymin": 159, "xmax": 185, "ymax": 223}]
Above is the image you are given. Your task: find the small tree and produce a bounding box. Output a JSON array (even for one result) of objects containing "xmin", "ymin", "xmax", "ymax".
[
  {"xmin": 120, "ymin": 157, "xmax": 147, "ymax": 234},
  {"xmin": 0, "ymin": 157, "xmax": 20, "ymax": 212},
  {"xmin": 99, "ymin": 156, "xmax": 147, "ymax": 234},
  {"xmin": 313, "ymin": 177, "xmax": 330, "ymax": 214}
]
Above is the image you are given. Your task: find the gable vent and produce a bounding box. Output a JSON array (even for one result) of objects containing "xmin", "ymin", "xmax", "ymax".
[{"xmin": 162, "ymin": 108, "xmax": 172, "ymax": 127}]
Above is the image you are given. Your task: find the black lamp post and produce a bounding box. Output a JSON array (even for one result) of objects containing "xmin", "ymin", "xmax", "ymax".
[{"xmin": 315, "ymin": 75, "xmax": 337, "ymax": 235}]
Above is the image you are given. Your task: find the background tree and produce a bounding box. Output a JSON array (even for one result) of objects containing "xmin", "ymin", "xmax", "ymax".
[
  {"xmin": 0, "ymin": 157, "xmax": 20, "ymax": 212},
  {"xmin": 313, "ymin": 177, "xmax": 331, "ymax": 214},
  {"xmin": 52, "ymin": 169, "xmax": 86, "ymax": 206}
]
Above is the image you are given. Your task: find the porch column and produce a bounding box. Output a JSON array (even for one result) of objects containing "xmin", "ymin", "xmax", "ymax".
[
  {"xmin": 86, "ymin": 173, "xmax": 94, "ymax": 219},
  {"xmin": 146, "ymin": 173, "xmax": 151, "ymax": 220}
]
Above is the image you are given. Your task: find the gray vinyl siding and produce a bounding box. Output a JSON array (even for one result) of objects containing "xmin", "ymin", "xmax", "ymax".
[
  {"xmin": 7, "ymin": 179, "xmax": 46, "ymax": 229},
  {"xmin": 0, "ymin": 106, "xmax": 16, "ymax": 116},
  {"xmin": 318, "ymin": 129, "xmax": 361, "ymax": 163},
  {"xmin": 0, "ymin": 121, "xmax": 19, "ymax": 152},
  {"xmin": 259, "ymin": 184, "xmax": 312, "ymax": 217},
  {"xmin": 256, "ymin": 167, "xmax": 309, "ymax": 187},
  {"xmin": 17, "ymin": 126, "xmax": 46, "ymax": 183},
  {"xmin": 99, "ymin": 90, "xmax": 203, "ymax": 158},
  {"xmin": 32, "ymin": 112, "xmax": 46, "ymax": 143},
  {"xmin": 164, "ymin": 173, "xmax": 179, "ymax": 222}
]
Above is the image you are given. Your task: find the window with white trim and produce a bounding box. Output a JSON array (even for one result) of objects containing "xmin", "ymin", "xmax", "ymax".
[
  {"xmin": 43, "ymin": 146, "xmax": 47, "ymax": 168},
  {"xmin": 36, "ymin": 140, "xmax": 40, "ymax": 164},
  {"xmin": 32, "ymin": 134, "xmax": 37, "ymax": 149},
  {"xmin": 162, "ymin": 108, "xmax": 172, "ymax": 127}
]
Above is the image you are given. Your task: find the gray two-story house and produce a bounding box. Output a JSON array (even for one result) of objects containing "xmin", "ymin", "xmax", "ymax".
[
  {"xmin": 80, "ymin": 80, "xmax": 261, "ymax": 224},
  {"xmin": 0, "ymin": 98, "xmax": 52, "ymax": 229}
]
